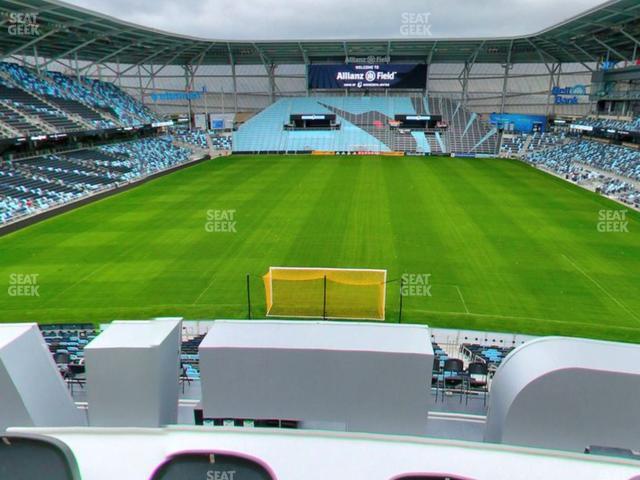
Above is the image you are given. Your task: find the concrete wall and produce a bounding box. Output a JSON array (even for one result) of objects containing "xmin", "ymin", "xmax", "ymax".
[
  {"xmin": 85, "ymin": 318, "xmax": 182, "ymax": 427},
  {"xmin": 485, "ymin": 337, "xmax": 640, "ymax": 452},
  {"xmin": 0, "ymin": 324, "xmax": 85, "ymax": 431},
  {"xmin": 199, "ymin": 321, "xmax": 433, "ymax": 436}
]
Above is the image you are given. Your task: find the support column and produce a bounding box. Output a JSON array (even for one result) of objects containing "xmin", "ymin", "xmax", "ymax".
[
  {"xmin": 426, "ymin": 42, "xmax": 436, "ymax": 99},
  {"xmin": 268, "ymin": 64, "xmax": 276, "ymax": 105},
  {"xmin": 500, "ymin": 41, "xmax": 514, "ymax": 114},
  {"xmin": 461, "ymin": 62, "xmax": 470, "ymax": 109},
  {"xmin": 545, "ymin": 63, "xmax": 562, "ymax": 117},
  {"xmin": 499, "ymin": 64, "xmax": 509, "ymax": 114},
  {"xmin": 74, "ymin": 51, "xmax": 80, "ymax": 82},
  {"xmin": 184, "ymin": 65, "xmax": 193, "ymax": 127},
  {"xmin": 551, "ymin": 63, "xmax": 562, "ymax": 117},
  {"xmin": 149, "ymin": 64, "xmax": 157, "ymax": 98},
  {"xmin": 33, "ymin": 46, "xmax": 40, "ymax": 74},
  {"xmin": 425, "ymin": 60, "xmax": 431, "ymax": 98},
  {"xmin": 137, "ymin": 64, "xmax": 144, "ymax": 104},
  {"xmin": 304, "ymin": 61, "xmax": 309, "ymax": 97},
  {"xmin": 231, "ymin": 62, "xmax": 238, "ymax": 113}
]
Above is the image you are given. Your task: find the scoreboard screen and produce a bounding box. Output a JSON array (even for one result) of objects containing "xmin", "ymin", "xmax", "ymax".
[
  {"xmin": 308, "ymin": 64, "xmax": 427, "ymax": 89},
  {"xmin": 288, "ymin": 114, "xmax": 337, "ymax": 129},
  {"xmin": 394, "ymin": 114, "xmax": 443, "ymax": 129}
]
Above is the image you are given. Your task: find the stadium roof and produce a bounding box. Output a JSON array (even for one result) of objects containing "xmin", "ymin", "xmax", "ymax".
[{"xmin": 1, "ymin": 0, "xmax": 639, "ymax": 66}]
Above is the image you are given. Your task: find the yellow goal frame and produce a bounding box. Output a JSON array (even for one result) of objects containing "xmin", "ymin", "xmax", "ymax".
[{"xmin": 263, "ymin": 266, "xmax": 387, "ymax": 321}]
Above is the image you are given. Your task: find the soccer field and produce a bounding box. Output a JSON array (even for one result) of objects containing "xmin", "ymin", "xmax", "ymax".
[{"xmin": 1, "ymin": 154, "xmax": 639, "ymax": 342}]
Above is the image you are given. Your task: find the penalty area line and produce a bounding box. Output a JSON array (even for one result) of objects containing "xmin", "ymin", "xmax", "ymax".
[
  {"xmin": 191, "ymin": 271, "xmax": 217, "ymax": 306},
  {"xmin": 454, "ymin": 285, "xmax": 470, "ymax": 314},
  {"xmin": 561, "ymin": 254, "xmax": 640, "ymax": 324}
]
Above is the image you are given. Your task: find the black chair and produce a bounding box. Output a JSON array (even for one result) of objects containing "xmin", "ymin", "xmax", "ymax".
[
  {"xmin": 441, "ymin": 358, "xmax": 464, "ymax": 402},
  {"xmin": 68, "ymin": 363, "xmax": 85, "ymax": 375},
  {"xmin": 53, "ymin": 352, "xmax": 70, "ymax": 365},
  {"xmin": 62, "ymin": 363, "xmax": 85, "ymax": 394},
  {"xmin": 179, "ymin": 363, "xmax": 192, "ymax": 394},
  {"xmin": 465, "ymin": 361, "xmax": 489, "ymax": 405}
]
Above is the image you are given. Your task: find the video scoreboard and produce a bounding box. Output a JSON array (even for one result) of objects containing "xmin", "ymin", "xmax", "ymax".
[
  {"xmin": 394, "ymin": 114, "xmax": 443, "ymax": 129},
  {"xmin": 308, "ymin": 64, "xmax": 427, "ymax": 90}
]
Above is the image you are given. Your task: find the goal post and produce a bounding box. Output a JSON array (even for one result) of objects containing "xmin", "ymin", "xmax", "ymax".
[{"xmin": 263, "ymin": 267, "xmax": 387, "ymax": 320}]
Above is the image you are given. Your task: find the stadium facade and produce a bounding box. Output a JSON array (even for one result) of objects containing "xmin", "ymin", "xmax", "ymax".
[
  {"xmin": 1, "ymin": 2, "xmax": 640, "ymax": 479},
  {"xmin": 1, "ymin": 0, "xmax": 639, "ymax": 118}
]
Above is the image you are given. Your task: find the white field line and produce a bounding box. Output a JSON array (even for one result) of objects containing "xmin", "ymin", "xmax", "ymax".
[
  {"xmin": 562, "ymin": 254, "xmax": 640, "ymax": 324},
  {"xmin": 191, "ymin": 271, "xmax": 218, "ymax": 305},
  {"xmin": 45, "ymin": 263, "xmax": 111, "ymax": 304},
  {"xmin": 455, "ymin": 285, "xmax": 470, "ymax": 314},
  {"xmin": 402, "ymin": 307, "xmax": 640, "ymax": 332},
  {"xmin": 45, "ymin": 241, "xmax": 144, "ymax": 304}
]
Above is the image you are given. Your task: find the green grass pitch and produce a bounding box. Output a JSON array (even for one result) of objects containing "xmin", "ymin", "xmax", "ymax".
[{"xmin": 1, "ymin": 154, "xmax": 639, "ymax": 342}]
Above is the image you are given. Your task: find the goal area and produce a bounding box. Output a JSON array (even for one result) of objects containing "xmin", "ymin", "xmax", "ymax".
[{"xmin": 263, "ymin": 267, "xmax": 387, "ymax": 320}]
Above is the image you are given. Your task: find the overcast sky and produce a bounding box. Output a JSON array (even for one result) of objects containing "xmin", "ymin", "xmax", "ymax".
[{"xmin": 65, "ymin": 0, "xmax": 607, "ymax": 40}]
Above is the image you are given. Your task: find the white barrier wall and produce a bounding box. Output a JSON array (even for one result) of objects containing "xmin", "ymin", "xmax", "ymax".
[
  {"xmin": 181, "ymin": 322, "xmax": 539, "ymax": 349},
  {"xmin": 85, "ymin": 318, "xmax": 182, "ymax": 427},
  {"xmin": 9, "ymin": 427, "xmax": 640, "ymax": 480},
  {"xmin": 0, "ymin": 324, "xmax": 85, "ymax": 431},
  {"xmin": 485, "ymin": 337, "xmax": 640, "ymax": 452},
  {"xmin": 199, "ymin": 320, "xmax": 433, "ymax": 436},
  {"xmin": 430, "ymin": 327, "xmax": 537, "ymax": 348}
]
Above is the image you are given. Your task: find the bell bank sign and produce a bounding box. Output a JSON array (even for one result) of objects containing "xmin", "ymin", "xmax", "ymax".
[{"xmin": 552, "ymin": 84, "xmax": 588, "ymax": 104}]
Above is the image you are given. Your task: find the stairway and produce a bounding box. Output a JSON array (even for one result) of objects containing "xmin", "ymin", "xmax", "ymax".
[{"xmin": 319, "ymin": 102, "xmax": 417, "ymax": 152}]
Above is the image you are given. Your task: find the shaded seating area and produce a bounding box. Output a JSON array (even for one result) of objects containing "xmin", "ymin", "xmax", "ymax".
[
  {"xmin": 0, "ymin": 98, "xmax": 47, "ymax": 135},
  {"xmin": 82, "ymin": 77, "xmax": 157, "ymax": 126},
  {"xmin": 210, "ymin": 134, "xmax": 232, "ymax": 150},
  {"xmin": 170, "ymin": 128, "xmax": 233, "ymax": 151},
  {"xmin": 526, "ymin": 139, "xmax": 640, "ymax": 181},
  {"xmin": 171, "ymin": 128, "xmax": 209, "ymax": 149},
  {"xmin": 0, "ymin": 61, "xmax": 159, "ymax": 138},
  {"xmin": 0, "ymin": 83, "xmax": 83, "ymax": 132},
  {"xmin": 432, "ymin": 343, "xmax": 491, "ymax": 405},
  {"xmin": 573, "ymin": 115, "xmax": 640, "ymax": 133},
  {"xmin": 41, "ymin": 324, "xmax": 98, "ymax": 393},
  {"xmin": 0, "ymin": 137, "xmax": 193, "ymax": 225},
  {"xmin": 500, "ymin": 132, "xmax": 565, "ymax": 156},
  {"xmin": 41, "ymin": 324, "xmax": 98, "ymax": 365},
  {"xmin": 461, "ymin": 343, "xmax": 514, "ymax": 372},
  {"xmin": 180, "ymin": 334, "xmax": 204, "ymax": 390},
  {"xmin": 524, "ymin": 138, "xmax": 640, "ymax": 207}
]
